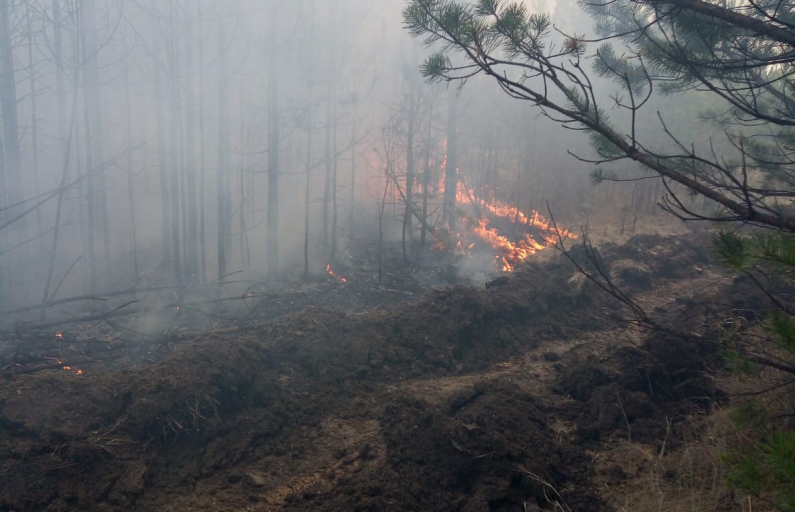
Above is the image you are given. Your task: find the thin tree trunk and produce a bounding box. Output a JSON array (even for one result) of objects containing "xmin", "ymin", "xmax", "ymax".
[
  {"xmin": 267, "ymin": 3, "xmax": 280, "ymax": 276},
  {"xmin": 154, "ymin": 53, "xmax": 171, "ymax": 266},
  {"xmin": 443, "ymin": 88, "xmax": 459, "ymax": 232},
  {"xmin": 183, "ymin": 5, "xmax": 199, "ymax": 280},
  {"xmin": 303, "ymin": 3, "xmax": 315, "ymax": 280},
  {"xmin": 330, "ymin": 96, "xmax": 338, "ymax": 263},
  {"xmin": 348, "ymin": 108, "xmax": 356, "ymax": 240},
  {"xmin": 217, "ymin": 17, "xmax": 231, "ymax": 281},
  {"xmin": 42, "ymin": 72, "xmax": 79, "ymax": 319},
  {"xmin": 402, "ymin": 84, "xmax": 417, "ymax": 262},
  {"xmin": 238, "ymin": 86, "xmax": 250, "ymax": 272},
  {"xmin": 322, "ymin": 93, "xmax": 332, "ymax": 247},
  {"xmin": 168, "ymin": 9, "xmax": 183, "ymax": 285},
  {"xmin": 420, "ymin": 102, "xmax": 433, "ymax": 247},
  {"xmin": 198, "ymin": 2, "xmax": 207, "ymax": 282},
  {"xmin": 25, "ymin": 3, "xmax": 43, "ymax": 234},
  {"xmin": 79, "ymin": 10, "xmax": 98, "ymax": 292},
  {"xmin": 80, "ymin": 0, "xmax": 110, "ymax": 287},
  {"xmin": 123, "ymin": 42, "xmax": 138, "ymax": 277},
  {"xmin": 0, "ymin": 0, "xmax": 22, "ymax": 216},
  {"xmin": 53, "ymin": 0, "xmax": 67, "ymax": 152}
]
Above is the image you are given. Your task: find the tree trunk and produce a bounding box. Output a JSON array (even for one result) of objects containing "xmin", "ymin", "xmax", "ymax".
[
  {"xmin": 154, "ymin": 53, "xmax": 171, "ymax": 267},
  {"xmin": 167, "ymin": 10, "xmax": 183, "ymax": 285},
  {"xmin": 349, "ymin": 107, "xmax": 356, "ymax": 240},
  {"xmin": 53, "ymin": 0, "xmax": 67, "ymax": 153},
  {"xmin": 0, "ymin": 0, "xmax": 21, "ymax": 215},
  {"xmin": 80, "ymin": 0, "xmax": 110, "ymax": 288},
  {"xmin": 217, "ymin": 18, "xmax": 231, "ymax": 281},
  {"xmin": 402, "ymin": 84, "xmax": 417, "ymax": 262},
  {"xmin": 123, "ymin": 42, "xmax": 138, "ymax": 278},
  {"xmin": 25, "ymin": 3, "xmax": 43, "ymax": 234},
  {"xmin": 198, "ymin": 2, "xmax": 207, "ymax": 282},
  {"xmin": 420, "ymin": 102, "xmax": 433, "ymax": 247},
  {"xmin": 330, "ymin": 95, "xmax": 338, "ymax": 263},
  {"xmin": 303, "ymin": 3, "xmax": 315, "ymax": 280},
  {"xmin": 183, "ymin": 5, "xmax": 199, "ymax": 281},
  {"xmin": 443, "ymin": 87, "xmax": 459, "ymax": 231},
  {"xmin": 322, "ymin": 93, "xmax": 332, "ymax": 248},
  {"xmin": 267, "ymin": 3, "xmax": 280, "ymax": 276}
]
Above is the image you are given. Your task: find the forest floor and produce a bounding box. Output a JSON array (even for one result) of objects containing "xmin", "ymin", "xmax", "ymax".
[{"xmin": 0, "ymin": 220, "xmax": 781, "ymax": 512}]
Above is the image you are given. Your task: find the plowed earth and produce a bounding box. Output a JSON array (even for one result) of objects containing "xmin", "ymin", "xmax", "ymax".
[{"xmin": 0, "ymin": 233, "xmax": 766, "ymax": 511}]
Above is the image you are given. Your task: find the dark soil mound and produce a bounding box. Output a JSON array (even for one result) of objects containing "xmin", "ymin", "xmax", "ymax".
[
  {"xmin": 0, "ymin": 338, "xmax": 306, "ymax": 511},
  {"xmin": 288, "ymin": 381, "xmax": 603, "ymax": 512},
  {"xmin": 552, "ymin": 273, "xmax": 771, "ymax": 446},
  {"xmin": 264, "ymin": 262, "xmax": 611, "ymax": 383}
]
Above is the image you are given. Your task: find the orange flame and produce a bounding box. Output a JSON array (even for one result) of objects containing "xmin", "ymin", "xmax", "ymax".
[
  {"xmin": 60, "ymin": 365, "xmax": 83, "ymax": 375},
  {"xmin": 326, "ymin": 264, "xmax": 348, "ymax": 283},
  {"xmin": 431, "ymin": 178, "xmax": 577, "ymax": 272},
  {"xmin": 473, "ymin": 218, "xmax": 546, "ymax": 271}
]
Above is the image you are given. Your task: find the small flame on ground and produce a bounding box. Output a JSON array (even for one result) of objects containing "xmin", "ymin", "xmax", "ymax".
[
  {"xmin": 60, "ymin": 365, "xmax": 84, "ymax": 376},
  {"xmin": 430, "ymin": 178, "xmax": 577, "ymax": 272},
  {"xmin": 326, "ymin": 264, "xmax": 348, "ymax": 283},
  {"xmin": 55, "ymin": 332, "xmax": 63, "ymax": 339}
]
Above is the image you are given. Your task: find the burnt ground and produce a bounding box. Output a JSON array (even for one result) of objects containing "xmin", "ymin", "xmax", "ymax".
[{"xmin": 0, "ymin": 231, "xmax": 773, "ymax": 511}]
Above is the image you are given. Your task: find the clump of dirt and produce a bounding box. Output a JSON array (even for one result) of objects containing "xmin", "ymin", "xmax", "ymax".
[
  {"xmin": 552, "ymin": 272, "xmax": 771, "ymax": 446},
  {"xmin": 554, "ymin": 335, "xmax": 725, "ymax": 445},
  {"xmin": 288, "ymin": 381, "xmax": 604, "ymax": 512},
  {"xmin": 602, "ymin": 233, "xmax": 711, "ymax": 280}
]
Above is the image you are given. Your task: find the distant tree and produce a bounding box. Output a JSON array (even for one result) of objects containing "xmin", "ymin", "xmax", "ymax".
[{"xmin": 405, "ymin": 0, "xmax": 795, "ymax": 506}]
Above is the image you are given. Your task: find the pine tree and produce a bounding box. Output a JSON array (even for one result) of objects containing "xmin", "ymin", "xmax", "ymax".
[{"xmin": 405, "ymin": 0, "xmax": 795, "ymax": 505}]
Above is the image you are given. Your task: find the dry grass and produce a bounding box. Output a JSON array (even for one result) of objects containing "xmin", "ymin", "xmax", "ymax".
[
  {"xmin": 568, "ymin": 211, "xmax": 692, "ymax": 248},
  {"xmin": 610, "ymin": 259, "xmax": 650, "ymax": 274},
  {"xmin": 595, "ymin": 377, "xmax": 792, "ymax": 512}
]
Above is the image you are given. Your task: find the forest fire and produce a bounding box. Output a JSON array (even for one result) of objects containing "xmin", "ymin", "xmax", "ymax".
[
  {"xmin": 472, "ymin": 219, "xmax": 546, "ymax": 272},
  {"xmin": 326, "ymin": 264, "xmax": 348, "ymax": 283},
  {"xmin": 430, "ymin": 180, "xmax": 578, "ymax": 272}
]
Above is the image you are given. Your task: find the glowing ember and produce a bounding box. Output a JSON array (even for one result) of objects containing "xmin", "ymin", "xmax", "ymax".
[
  {"xmin": 55, "ymin": 332, "xmax": 63, "ymax": 339},
  {"xmin": 60, "ymin": 365, "xmax": 83, "ymax": 375},
  {"xmin": 326, "ymin": 264, "xmax": 348, "ymax": 283}
]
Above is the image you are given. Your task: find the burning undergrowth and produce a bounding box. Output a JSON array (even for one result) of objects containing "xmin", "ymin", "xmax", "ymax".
[
  {"xmin": 429, "ymin": 182, "xmax": 577, "ymax": 274},
  {"xmin": 0, "ymin": 232, "xmax": 749, "ymax": 511}
]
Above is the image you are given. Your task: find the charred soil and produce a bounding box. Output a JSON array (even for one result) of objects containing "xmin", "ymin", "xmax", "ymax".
[{"xmin": 0, "ymin": 232, "xmax": 770, "ymax": 511}]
